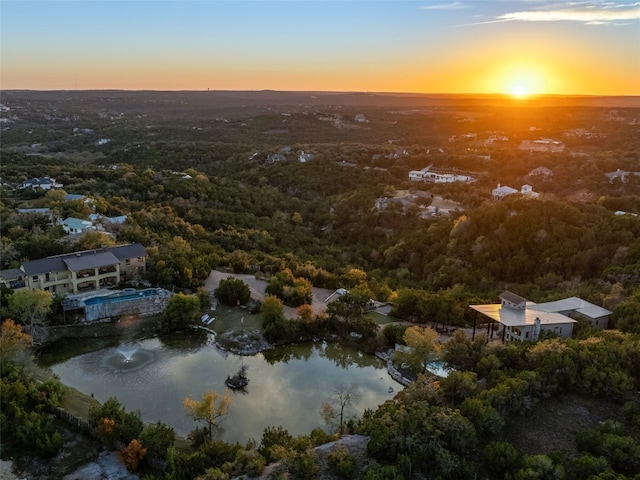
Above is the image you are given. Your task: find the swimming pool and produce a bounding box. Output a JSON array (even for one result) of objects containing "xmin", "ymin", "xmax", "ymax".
[
  {"xmin": 426, "ymin": 361, "xmax": 450, "ymax": 377},
  {"xmin": 82, "ymin": 288, "xmax": 171, "ymax": 321},
  {"xmin": 84, "ymin": 288, "xmax": 165, "ymax": 305}
]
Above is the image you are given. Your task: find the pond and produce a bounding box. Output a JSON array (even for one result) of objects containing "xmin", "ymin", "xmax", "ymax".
[{"xmin": 38, "ymin": 332, "xmax": 400, "ymax": 443}]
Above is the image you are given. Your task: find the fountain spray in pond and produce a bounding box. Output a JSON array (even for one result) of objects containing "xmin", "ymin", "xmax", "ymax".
[
  {"xmin": 102, "ymin": 343, "xmax": 155, "ymax": 372},
  {"xmin": 118, "ymin": 345, "xmax": 138, "ymax": 363}
]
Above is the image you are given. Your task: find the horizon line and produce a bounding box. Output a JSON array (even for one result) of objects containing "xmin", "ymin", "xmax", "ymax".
[{"xmin": 2, "ymin": 88, "xmax": 638, "ymax": 98}]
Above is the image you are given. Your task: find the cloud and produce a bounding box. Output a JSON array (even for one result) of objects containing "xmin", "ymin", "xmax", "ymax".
[
  {"xmin": 497, "ymin": 2, "xmax": 640, "ymax": 24},
  {"xmin": 420, "ymin": 1, "xmax": 468, "ymax": 10}
]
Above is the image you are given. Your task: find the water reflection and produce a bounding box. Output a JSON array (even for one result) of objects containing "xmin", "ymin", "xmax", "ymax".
[{"xmin": 43, "ymin": 333, "xmax": 400, "ymax": 443}]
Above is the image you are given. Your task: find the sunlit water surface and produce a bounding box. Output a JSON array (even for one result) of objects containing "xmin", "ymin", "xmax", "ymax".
[{"xmin": 41, "ymin": 333, "xmax": 399, "ymax": 443}]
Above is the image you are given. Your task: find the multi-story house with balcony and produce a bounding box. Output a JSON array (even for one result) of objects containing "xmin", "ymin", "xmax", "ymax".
[{"xmin": 19, "ymin": 243, "xmax": 146, "ymax": 295}]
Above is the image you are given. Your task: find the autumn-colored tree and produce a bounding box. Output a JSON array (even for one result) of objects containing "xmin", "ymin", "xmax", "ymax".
[
  {"xmin": 396, "ymin": 326, "xmax": 442, "ymax": 374},
  {"xmin": 95, "ymin": 417, "xmax": 117, "ymax": 446},
  {"xmin": 71, "ymin": 231, "xmax": 116, "ymax": 251},
  {"xmin": 118, "ymin": 439, "xmax": 147, "ymax": 472},
  {"xmin": 0, "ymin": 319, "xmax": 32, "ymax": 370},
  {"xmin": 183, "ymin": 389, "xmax": 233, "ymax": 442},
  {"xmin": 296, "ymin": 303, "xmax": 314, "ymax": 324},
  {"xmin": 320, "ymin": 382, "xmax": 361, "ymax": 435}
]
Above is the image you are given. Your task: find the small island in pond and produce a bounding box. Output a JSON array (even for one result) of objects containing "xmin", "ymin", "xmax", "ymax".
[{"xmin": 225, "ymin": 365, "xmax": 249, "ymax": 390}]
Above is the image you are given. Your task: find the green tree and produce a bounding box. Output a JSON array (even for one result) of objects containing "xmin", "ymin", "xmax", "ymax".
[
  {"xmin": 259, "ymin": 426, "xmax": 293, "ymax": 463},
  {"xmin": 439, "ymin": 371, "xmax": 479, "ymax": 405},
  {"xmin": 442, "ymin": 329, "xmax": 487, "ymax": 371},
  {"xmin": 215, "ymin": 277, "xmax": 251, "ymax": 306},
  {"xmin": 139, "ymin": 422, "xmax": 176, "ymax": 460},
  {"xmin": 327, "ymin": 444, "xmax": 358, "ymax": 480},
  {"xmin": 265, "ymin": 269, "xmax": 312, "ymax": 307},
  {"xmin": 15, "ymin": 410, "xmax": 64, "ymax": 458},
  {"xmin": 87, "ymin": 396, "xmax": 143, "ymax": 447},
  {"xmin": 483, "ymin": 441, "xmax": 523, "ymax": 479},
  {"xmin": 611, "ymin": 300, "xmax": 640, "ymax": 334},
  {"xmin": 514, "ymin": 454, "xmax": 565, "ymax": 480},
  {"xmin": 261, "ymin": 295, "xmax": 292, "ymax": 343},
  {"xmin": 158, "ymin": 292, "xmax": 201, "ymax": 332},
  {"xmin": 8, "ymin": 289, "xmax": 53, "ymax": 342},
  {"xmin": 459, "ymin": 397, "xmax": 504, "ymax": 438}
]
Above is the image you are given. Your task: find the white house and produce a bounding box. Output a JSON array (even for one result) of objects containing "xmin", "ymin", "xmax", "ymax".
[
  {"xmin": 492, "ymin": 184, "xmax": 518, "ymax": 199},
  {"xmin": 423, "ymin": 171, "xmax": 474, "ymax": 184},
  {"xmin": 470, "ymin": 292, "xmax": 576, "ymax": 343},
  {"xmin": 492, "ymin": 184, "xmax": 539, "ymax": 200},
  {"xmin": 408, "ymin": 167, "xmax": 431, "ymax": 181},
  {"xmin": 298, "ymin": 151, "xmax": 315, "ymax": 162},
  {"xmin": 470, "ymin": 291, "xmax": 612, "ymax": 342},
  {"xmin": 520, "ymin": 185, "xmax": 539, "ymax": 198},
  {"xmin": 409, "ymin": 165, "xmax": 475, "ymax": 184},
  {"xmin": 527, "ymin": 296, "xmax": 612, "ymax": 330},
  {"xmin": 16, "ymin": 177, "xmax": 63, "ymax": 191}
]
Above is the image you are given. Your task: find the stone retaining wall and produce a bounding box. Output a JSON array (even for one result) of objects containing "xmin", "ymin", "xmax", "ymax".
[{"xmin": 376, "ymin": 350, "xmax": 413, "ymax": 387}]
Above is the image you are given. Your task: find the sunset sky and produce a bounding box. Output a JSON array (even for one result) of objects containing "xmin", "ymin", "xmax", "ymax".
[{"xmin": 1, "ymin": 1, "xmax": 639, "ymax": 95}]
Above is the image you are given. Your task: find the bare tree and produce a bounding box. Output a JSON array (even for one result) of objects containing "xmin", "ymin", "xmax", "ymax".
[{"xmin": 320, "ymin": 382, "xmax": 360, "ymax": 435}]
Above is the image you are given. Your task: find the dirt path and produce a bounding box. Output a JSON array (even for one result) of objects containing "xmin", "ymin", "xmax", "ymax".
[{"xmin": 205, "ymin": 270, "xmax": 335, "ymax": 318}]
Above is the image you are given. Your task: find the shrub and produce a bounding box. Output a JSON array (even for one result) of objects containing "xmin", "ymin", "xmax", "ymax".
[{"xmin": 327, "ymin": 444, "xmax": 358, "ymax": 480}]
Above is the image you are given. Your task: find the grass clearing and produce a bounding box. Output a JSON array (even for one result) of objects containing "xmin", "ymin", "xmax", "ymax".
[
  {"xmin": 210, "ymin": 305, "xmax": 264, "ymax": 333},
  {"xmin": 366, "ymin": 311, "xmax": 398, "ymax": 325}
]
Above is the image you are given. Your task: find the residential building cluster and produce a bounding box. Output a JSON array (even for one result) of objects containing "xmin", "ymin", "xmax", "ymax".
[{"xmin": 0, "ymin": 243, "xmax": 147, "ymax": 296}]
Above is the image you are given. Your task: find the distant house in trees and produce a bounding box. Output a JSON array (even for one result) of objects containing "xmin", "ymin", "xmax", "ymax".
[
  {"xmin": 19, "ymin": 243, "xmax": 147, "ymax": 295},
  {"xmin": 492, "ymin": 184, "xmax": 518, "ymax": 199},
  {"xmin": 64, "ymin": 193, "xmax": 89, "ymax": 202},
  {"xmin": 16, "ymin": 176, "xmax": 63, "ymax": 191},
  {"xmin": 492, "ymin": 184, "xmax": 539, "ymax": 200},
  {"xmin": 298, "ymin": 151, "xmax": 315, "ymax": 162},
  {"xmin": 520, "ymin": 184, "xmax": 539, "ymax": 198},
  {"xmin": 519, "ymin": 139, "xmax": 565, "ymax": 153},
  {"xmin": 266, "ymin": 153, "xmax": 287, "ymax": 164},
  {"xmin": 605, "ymin": 169, "xmax": 640, "ymax": 183},
  {"xmin": 528, "ymin": 166, "xmax": 553, "ymax": 178},
  {"xmin": 17, "ymin": 208, "xmax": 54, "ymax": 220},
  {"xmin": 89, "ymin": 213, "xmax": 128, "ymax": 226},
  {"xmin": 469, "ymin": 291, "xmax": 611, "ymax": 343},
  {"xmin": 409, "ymin": 165, "xmax": 476, "ymax": 183},
  {"xmin": 62, "ymin": 217, "xmax": 96, "ymax": 235},
  {"xmin": 409, "ymin": 167, "xmax": 431, "ymax": 181}
]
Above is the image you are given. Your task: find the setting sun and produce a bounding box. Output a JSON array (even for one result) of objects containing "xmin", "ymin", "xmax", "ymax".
[
  {"xmin": 485, "ymin": 62, "xmax": 552, "ymax": 97},
  {"xmin": 511, "ymin": 85, "xmax": 528, "ymax": 98}
]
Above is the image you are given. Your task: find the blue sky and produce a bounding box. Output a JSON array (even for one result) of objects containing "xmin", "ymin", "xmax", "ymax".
[{"xmin": 1, "ymin": 1, "xmax": 639, "ymax": 94}]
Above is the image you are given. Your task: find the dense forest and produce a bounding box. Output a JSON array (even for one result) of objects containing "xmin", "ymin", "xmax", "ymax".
[{"xmin": 1, "ymin": 91, "xmax": 639, "ymax": 479}]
